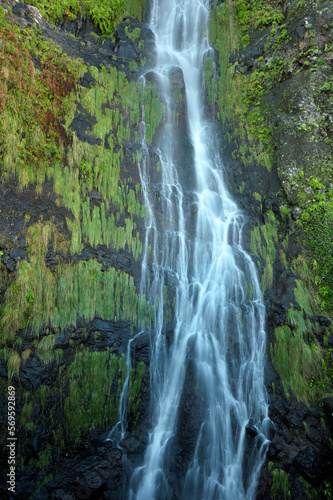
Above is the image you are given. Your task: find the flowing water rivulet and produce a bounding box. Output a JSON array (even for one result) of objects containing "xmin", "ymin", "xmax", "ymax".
[{"xmin": 116, "ymin": 0, "xmax": 270, "ymax": 498}]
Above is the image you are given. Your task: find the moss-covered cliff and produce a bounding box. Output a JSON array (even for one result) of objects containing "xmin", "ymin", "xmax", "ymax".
[
  {"xmin": 0, "ymin": 0, "xmax": 158, "ymax": 497},
  {"xmin": 207, "ymin": 0, "xmax": 333, "ymax": 497},
  {"xmin": 0, "ymin": 0, "xmax": 333, "ymax": 498}
]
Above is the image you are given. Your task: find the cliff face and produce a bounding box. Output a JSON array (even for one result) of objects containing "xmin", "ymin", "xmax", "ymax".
[
  {"xmin": 0, "ymin": 1, "xmax": 157, "ymax": 497},
  {"xmin": 208, "ymin": 0, "xmax": 333, "ymax": 497},
  {"xmin": 0, "ymin": 0, "xmax": 332, "ymax": 499}
]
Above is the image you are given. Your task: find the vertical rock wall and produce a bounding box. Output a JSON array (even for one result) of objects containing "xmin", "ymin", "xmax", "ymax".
[{"xmin": 207, "ymin": 0, "xmax": 333, "ymax": 498}]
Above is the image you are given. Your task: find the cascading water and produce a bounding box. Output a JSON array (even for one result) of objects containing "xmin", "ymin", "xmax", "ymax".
[{"xmin": 127, "ymin": 1, "xmax": 271, "ymax": 498}]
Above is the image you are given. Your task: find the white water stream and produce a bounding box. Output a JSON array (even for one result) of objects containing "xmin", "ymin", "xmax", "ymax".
[{"xmin": 124, "ymin": 1, "xmax": 270, "ymax": 498}]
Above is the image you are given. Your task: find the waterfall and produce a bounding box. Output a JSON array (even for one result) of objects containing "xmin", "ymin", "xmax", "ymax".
[{"xmin": 128, "ymin": 1, "xmax": 271, "ymax": 498}]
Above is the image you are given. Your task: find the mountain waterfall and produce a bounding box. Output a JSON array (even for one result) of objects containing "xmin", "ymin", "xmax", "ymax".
[{"xmin": 115, "ymin": 1, "xmax": 270, "ymax": 498}]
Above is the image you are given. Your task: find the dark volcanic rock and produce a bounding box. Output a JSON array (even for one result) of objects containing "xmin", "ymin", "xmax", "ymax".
[
  {"xmin": 113, "ymin": 17, "xmax": 156, "ymax": 72},
  {"xmin": 70, "ymin": 103, "xmax": 102, "ymax": 146},
  {"xmin": 168, "ymin": 66, "xmax": 185, "ymax": 90}
]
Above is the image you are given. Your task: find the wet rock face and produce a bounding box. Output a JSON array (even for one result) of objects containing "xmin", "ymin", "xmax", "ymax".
[
  {"xmin": 0, "ymin": 3, "xmax": 155, "ymax": 499},
  {"xmin": 113, "ymin": 17, "xmax": 156, "ymax": 72},
  {"xmin": 145, "ymin": 65, "xmax": 187, "ymax": 120},
  {"xmin": 168, "ymin": 66, "xmax": 185, "ymax": 90},
  {"xmin": 267, "ymin": 67, "xmax": 333, "ymax": 207},
  {"xmin": 209, "ymin": 0, "xmax": 333, "ymax": 497},
  {"xmin": 5, "ymin": 0, "xmax": 50, "ymax": 29},
  {"xmin": 3, "ymin": 1, "xmax": 156, "ymax": 75},
  {"xmin": 0, "ymin": 325, "xmax": 152, "ymax": 500},
  {"xmin": 145, "ymin": 65, "xmax": 185, "ymax": 91}
]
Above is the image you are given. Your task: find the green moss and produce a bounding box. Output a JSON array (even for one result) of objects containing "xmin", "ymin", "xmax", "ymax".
[
  {"xmin": 36, "ymin": 443, "xmax": 52, "ymax": 469},
  {"xmin": 0, "ymin": 49, "xmax": 167, "ymax": 343},
  {"xmin": 0, "ymin": 16, "xmax": 83, "ymax": 187},
  {"xmin": 0, "ymin": 10, "xmax": 155, "ymax": 268},
  {"xmin": 208, "ymin": 1, "xmax": 288, "ymax": 171},
  {"xmin": 39, "ymin": 384, "xmax": 48, "ymax": 409},
  {"xmin": 125, "ymin": 26, "xmax": 141, "ymax": 44},
  {"xmin": 172, "ymin": 89, "xmax": 183, "ymax": 104},
  {"xmin": 235, "ymin": 0, "xmax": 284, "ymax": 34},
  {"xmin": 294, "ymin": 279, "xmax": 313, "ymax": 316},
  {"xmin": 128, "ymin": 361, "xmax": 146, "ymax": 424},
  {"xmin": 268, "ymin": 463, "xmax": 291, "ymax": 500},
  {"xmin": 270, "ymin": 308, "xmax": 331, "ymax": 403},
  {"xmin": 55, "ymin": 67, "xmax": 161, "ymax": 255},
  {"xmin": 126, "ymin": 0, "xmax": 147, "ymax": 23},
  {"xmin": 261, "ymin": 262, "xmax": 273, "ymax": 294},
  {"xmin": 129, "ymin": 61, "xmax": 138, "ymax": 71},
  {"xmin": 0, "ymin": 7, "xmax": 163, "ymax": 483},
  {"xmin": 204, "ymin": 56, "xmax": 217, "ymax": 105},
  {"xmin": 35, "ymin": 335, "xmax": 56, "ymax": 364},
  {"xmin": 27, "ymin": 0, "xmax": 147, "ymax": 35},
  {"xmin": 25, "ymin": 421, "xmax": 35, "ymax": 432},
  {"xmin": 297, "ymin": 195, "xmax": 333, "ymax": 313},
  {"xmin": 20, "ymin": 395, "xmax": 33, "ymax": 426},
  {"xmin": 299, "ymin": 475, "xmax": 333, "ymax": 500},
  {"xmin": 22, "ymin": 348, "xmax": 31, "ymax": 363},
  {"xmin": 250, "ymin": 217, "xmax": 278, "ymax": 293},
  {"xmin": 6, "ymin": 351, "xmax": 21, "ymax": 379},
  {"xmin": 64, "ymin": 349, "xmax": 125, "ymax": 444},
  {"xmin": 0, "ymin": 222, "xmax": 150, "ymax": 342}
]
